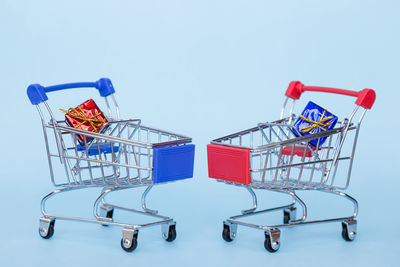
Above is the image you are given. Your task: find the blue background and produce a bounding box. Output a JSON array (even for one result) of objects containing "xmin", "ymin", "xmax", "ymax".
[{"xmin": 0, "ymin": 0, "xmax": 398, "ymax": 266}]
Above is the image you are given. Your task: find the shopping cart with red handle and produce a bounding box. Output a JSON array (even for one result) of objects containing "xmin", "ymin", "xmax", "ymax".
[{"xmin": 207, "ymin": 81, "xmax": 375, "ymax": 252}]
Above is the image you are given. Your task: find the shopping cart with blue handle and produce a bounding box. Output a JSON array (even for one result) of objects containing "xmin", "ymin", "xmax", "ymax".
[
  {"xmin": 207, "ymin": 81, "xmax": 375, "ymax": 252},
  {"xmin": 27, "ymin": 78, "xmax": 195, "ymax": 252}
]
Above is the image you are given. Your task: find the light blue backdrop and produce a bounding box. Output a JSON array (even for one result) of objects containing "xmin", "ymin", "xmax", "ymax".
[{"xmin": 0, "ymin": 0, "xmax": 398, "ymax": 266}]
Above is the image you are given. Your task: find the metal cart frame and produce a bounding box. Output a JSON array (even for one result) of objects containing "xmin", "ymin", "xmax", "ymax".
[
  {"xmin": 28, "ymin": 78, "xmax": 195, "ymax": 252},
  {"xmin": 207, "ymin": 81, "xmax": 375, "ymax": 252}
]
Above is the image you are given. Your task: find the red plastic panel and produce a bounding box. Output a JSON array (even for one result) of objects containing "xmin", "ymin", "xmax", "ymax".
[
  {"xmin": 207, "ymin": 144, "xmax": 251, "ymax": 185},
  {"xmin": 281, "ymin": 145, "xmax": 312, "ymax": 157}
]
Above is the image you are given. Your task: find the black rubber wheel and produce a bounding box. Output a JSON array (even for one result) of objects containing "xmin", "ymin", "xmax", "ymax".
[
  {"xmin": 341, "ymin": 222, "xmax": 354, "ymax": 242},
  {"xmin": 283, "ymin": 211, "xmax": 290, "ymax": 224},
  {"xmin": 264, "ymin": 234, "xmax": 279, "ymax": 253},
  {"xmin": 102, "ymin": 209, "xmax": 114, "ymax": 227},
  {"xmin": 121, "ymin": 234, "xmax": 138, "ymax": 252},
  {"xmin": 165, "ymin": 224, "xmax": 177, "ymax": 242},
  {"xmin": 222, "ymin": 224, "xmax": 233, "ymax": 242},
  {"xmin": 39, "ymin": 221, "xmax": 55, "ymax": 239}
]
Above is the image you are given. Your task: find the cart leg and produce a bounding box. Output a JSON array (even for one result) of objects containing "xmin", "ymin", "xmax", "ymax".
[
  {"xmin": 279, "ymin": 190, "xmax": 307, "ymax": 223},
  {"xmin": 264, "ymin": 228, "xmax": 281, "ymax": 253},
  {"xmin": 141, "ymin": 185, "xmax": 158, "ymax": 214},
  {"xmin": 39, "ymin": 217, "xmax": 55, "ymax": 239},
  {"xmin": 94, "ymin": 187, "xmax": 118, "ymax": 221},
  {"xmin": 222, "ymin": 221, "xmax": 237, "ymax": 242},
  {"xmin": 121, "ymin": 228, "xmax": 139, "ymax": 252},
  {"xmin": 283, "ymin": 206, "xmax": 297, "ymax": 224},
  {"xmin": 39, "ymin": 188, "xmax": 78, "ymax": 238},
  {"xmin": 241, "ymin": 186, "xmax": 257, "ymax": 214},
  {"xmin": 96, "ymin": 185, "xmax": 161, "ymax": 217},
  {"xmin": 41, "ymin": 188, "xmax": 66, "ymax": 217},
  {"xmin": 99, "ymin": 205, "xmax": 114, "ymax": 225},
  {"xmin": 161, "ymin": 221, "xmax": 177, "ymax": 242},
  {"xmin": 341, "ymin": 220, "xmax": 357, "ymax": 241},
  {"xmin": 99, "ymin": 187, "xmax": 114, "ymax": 223},
  {"xmin": 322, "ymin": 189, "xmax": 358, "ymax": 218}
]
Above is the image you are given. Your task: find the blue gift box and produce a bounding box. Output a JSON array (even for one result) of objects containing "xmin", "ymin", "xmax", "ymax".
[{"xmin": 293, "ymin": 101, "xmax": 338, "ymax": 147}]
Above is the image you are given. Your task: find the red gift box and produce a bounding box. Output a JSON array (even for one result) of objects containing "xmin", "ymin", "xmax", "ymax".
[{"xmin": 60, "ymin": 99, "xmax": 108, "ymax": 144}]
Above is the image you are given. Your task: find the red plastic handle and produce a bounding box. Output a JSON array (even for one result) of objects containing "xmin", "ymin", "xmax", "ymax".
[{"xmin": 285, "ymin": 81, "xmax": 376, "ymax": 109}]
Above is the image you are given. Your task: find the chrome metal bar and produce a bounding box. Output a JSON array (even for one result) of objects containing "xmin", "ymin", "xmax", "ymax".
[
  {"xmin": 258, "ymin": 124, "xmax": 271, "ymax": 144},
  {"xmin": 104, "ymin": 96, "xmax": 113, "ymax": 119},
  {"xmin": 280, "ymin": 190, "xmax": 307, "ymax": 222},
  {"xmin": 261, "ymin": 151, "xmax": 270, "ymax": 183},
  {"xmin": 320, "ymin": 134, "xmax": 333, "ymax": 183},
  {"xmin": 226, "ymin": 219, "xmax": 266, "ymax": 230},
  {"xmin": 283, "ymin": 143, "xmax": 296, "ymax": 186},
  {"xmin": 296, "ymin": 144, "xmax": 308, "ymax": 185},
  {"xmin": 111, "ymin": 94, "xmax": 120, "ymax": 120},
  {"xmin": 321, "ymin": 189, "xmax": 358, "ymax": 218},
  {"xmin": 44, "ymin": 102, "xmax": 63, "ymax": 163},
  {"xmin": 106, "ymin": 203, "xmax": 170, "ymax": 220},
  {"xmin": 142, "ymin": 185, "xmax": 158, "ymax": 214},
  {"xmin": 266, "ymin": 216, "xmax": 355, "ymax": 229},
  {"xmin": 324, "ymin": 106, "xmax": 359, "ymax": 183},
  {"xmin": 231, "ymin": 203, "xmax": 295, "ymax": 220},
  {"xmin": 280, "ymin": 97, "xmax": 289, "ymax": 120},
  {"xmin": 241, "ymin": 186, "xmax": 257, "ymax": 214},
  {"xmin": 212, "ymin": 118, "xmax": 290, "ymax": 143},
  {"xmin": 251, "ymin": 157, "xmax": 351, "ymax": 173},
  {"xmin": 49, "ymin": 154, "xmax": 152, "ymax": 170},
  {"xmin": 288, "ymin": 98, "xmax": 296, "ymax": 125},
  {"xmin": 342, "ymin": 124, "xmax": 361, "ymax": 189},
  {"xmin": 308, "ymin": 137, "xmax": 322, "ymax": 185},
  {"xmin": 37, "ymin": 105, "xmax": 56, "ymax": 186}
]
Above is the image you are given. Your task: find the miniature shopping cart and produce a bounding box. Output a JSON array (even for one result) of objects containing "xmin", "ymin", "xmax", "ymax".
[
  {"xmin": 27, "ymin": 78, "xmax": 195, "ymax": 252},
  {"xmin": 207, "ymin": 81, "xmax": 375, "ymax": 252}
]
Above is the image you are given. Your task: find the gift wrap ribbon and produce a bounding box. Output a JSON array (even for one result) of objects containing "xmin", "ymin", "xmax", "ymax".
[
  {"xmin": 60, "ymin": 106, "xmax": 106, "ymax": 132},
  {"xmin": 299, "ymin": 109, "xmax": 333, "ymax": 134}
]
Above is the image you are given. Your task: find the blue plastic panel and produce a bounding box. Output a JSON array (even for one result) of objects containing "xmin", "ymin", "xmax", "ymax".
[
  {"xmin": 77, "ymin": 143, "xmax": 119, "ymax": 156},
  {"xmin": 153, "ymin": 144, "xmax": 195, "ymax": 183}
]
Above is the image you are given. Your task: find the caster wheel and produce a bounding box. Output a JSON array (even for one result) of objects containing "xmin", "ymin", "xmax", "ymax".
[
  {"xmin": 283, "ymin": 211, "xmax": 290, "ymax": 224},
  {"xmin": 341, "ymin": 222, "xmax": 356, "ymax": 242},
  {"xmin": 222, "ymin": 224, "xmax": 233, "ymax": 242},
  {"xmin": 121, "ymin": 232, "xmax": 138, "ymax": 252},
  {"xmin": 102, "ymin": 208, "xmax": 114, "ymax": 227},
  {"xmin": 264, "ymin": 233, "xmax": 280, "ymax": 253},
  {"xmin": 283, "ymin": 207, "xmax": 296, "ymax": 224},
  {"xmin": 39, "ymin": 220, "xmax": 55, "ymax": 239},
  {"xmin": 165, "ymin": 224, "xmax": 177, "ymax": 242}
]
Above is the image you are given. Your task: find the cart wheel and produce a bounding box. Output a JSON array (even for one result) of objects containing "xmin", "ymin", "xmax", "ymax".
[
  {"xmin": 39, "ymin": 220, "xmax": 55, "ymax": 239},
  {"xmin": 165, "ymin": 224, "xmax": 177, "ymax": 242},
  {"xmin": 341, "ymin": 222, "xmax": 356, "ymax": 242},
  {"xmin": 283, "ymin": 207, "xmax": 296, "ymax": 224},
  {"xmin": 222, "ymin": 224, "xmax": 233, "ymax": 242},
  {"xmin": 102, "ymin": 208, "xmax": 114, "ymax": 227},
  {"xmin": 264, "ymin": 232, "xmax": 280, "ymax": 253},
  {"xmin": 283, "ymin": 211, "xmax": 290, "ymax": 224},
  {"xmin": 121, "ymin": 232, "xmax": 138, "ymax": 252}
]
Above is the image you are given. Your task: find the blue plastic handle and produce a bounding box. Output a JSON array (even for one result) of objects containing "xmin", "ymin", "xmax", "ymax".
[{"xmin": 27, "ymin": 78, "xmax": 115, "ymax": 105}]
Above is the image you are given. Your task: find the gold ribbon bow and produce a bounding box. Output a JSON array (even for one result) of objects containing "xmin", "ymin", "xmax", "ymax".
[
  {"xmin": 60, "ymin": 106, "xmax": 106, "ymax": 133},
  {"xmin": 299, "ymin": 109, "xmax": 333, "ymax": 134}
]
